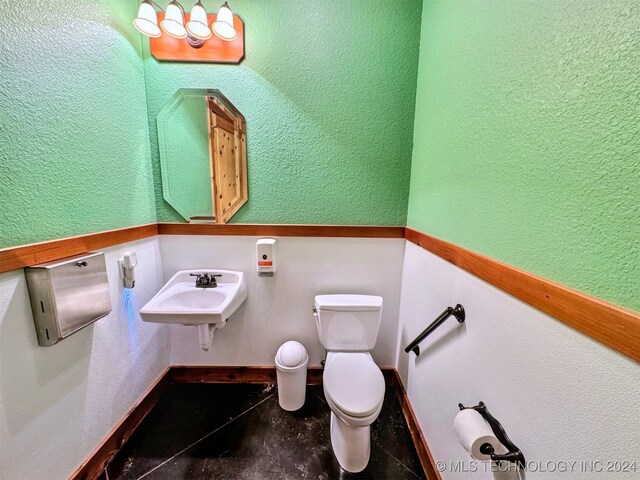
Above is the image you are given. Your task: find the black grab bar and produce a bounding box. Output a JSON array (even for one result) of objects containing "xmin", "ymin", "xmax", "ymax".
[{"xmin": 404, "ymin": 304, "xmax": 465, "ymax": 356}]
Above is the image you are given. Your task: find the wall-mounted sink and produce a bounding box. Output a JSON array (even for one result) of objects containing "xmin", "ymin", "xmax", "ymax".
[{"xmin": 140, "ymin": 270, "xmax": 247, "ymax": 350}]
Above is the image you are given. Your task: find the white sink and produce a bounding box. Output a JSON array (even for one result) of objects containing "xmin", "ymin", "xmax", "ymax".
[{"xmin": 140, "ymin": 270, "xmax": 247, "ymax": 326}]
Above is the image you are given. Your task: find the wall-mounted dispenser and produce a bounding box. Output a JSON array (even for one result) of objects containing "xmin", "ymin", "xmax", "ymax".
[
  {"xmin": 25, "ymin": 252, "xmax": 112, "ymax": 347},
  {"xmin": 119, "ymin": 251, "xmax": 137, "ymax": 288},
  {"xmin": 257, "ymin": 238, "xmax": 277, "ymax": 277}
]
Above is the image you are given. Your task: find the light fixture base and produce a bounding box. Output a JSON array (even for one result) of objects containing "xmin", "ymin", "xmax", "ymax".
[
  {"xmin": 186, "ymin": 35, "xmax": 205, "ymax": 48},
  {"xmin": 149, "ymin": 12, "xmax": 244, "ymax": 63}
]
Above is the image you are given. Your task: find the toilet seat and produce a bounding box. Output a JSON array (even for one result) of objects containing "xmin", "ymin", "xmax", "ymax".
[{"xmin": 323, "ymin": 352, "xmax": 385, "ymax": 419}]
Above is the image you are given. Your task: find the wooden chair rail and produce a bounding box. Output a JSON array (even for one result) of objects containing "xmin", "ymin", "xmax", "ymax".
[
  {"xmin": 1, "ymin": 223, "xmax": 636, "ymax": 362},
  {"xmin": 0, "ymin": 224, "xmax": 404, "ymax": 273},
  {"xmin": 404, "ymin": 227, "xmax": 640, "ymax": 362},
  {"xmin": 157, "ymin": 223, "xmax": 406, "ymax": 238},
  {"xmin": 0, "ymin": 224, "xmax": 158, "ymax": 273}
]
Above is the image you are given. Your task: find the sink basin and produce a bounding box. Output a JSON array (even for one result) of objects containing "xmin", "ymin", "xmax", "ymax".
[{"xmin": 140, "ymin": 270, "xmax": 247, "ymax": 325}]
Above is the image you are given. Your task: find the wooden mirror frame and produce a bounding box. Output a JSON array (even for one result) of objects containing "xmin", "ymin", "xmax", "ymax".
[{"xmin": 206, "ymin": 96, "xmax": 248, "ymax": 224}]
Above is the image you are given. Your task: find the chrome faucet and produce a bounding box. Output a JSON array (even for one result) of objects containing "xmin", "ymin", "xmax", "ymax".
[{"xmin": 190, "ymin": 273, "xmax": 222, "ymax": 288}]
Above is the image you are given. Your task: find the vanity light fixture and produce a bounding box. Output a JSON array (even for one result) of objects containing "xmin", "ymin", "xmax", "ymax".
[
  {"xmin": 186, "ymin": 1, "xmax": 212, "ymax": 40},
  {"xmin": 134, "ymin": 1, "xmax": 244, "ymax": 63},
  {"xmin": 212, "ymin": 2, "xmax": 236, "ymax": 41},
  {"xmin": 133, "ymin": 0, "xmax": 162, "ymax": 38},
  {"xmin": 134, "ymin": 1, "xmax": 236, "ymax": 42},
  {"xmin": 161, "ymin": 0, "xmax": 188, "ymax": 39}
]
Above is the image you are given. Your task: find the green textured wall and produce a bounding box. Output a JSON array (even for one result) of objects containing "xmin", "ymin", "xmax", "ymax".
[
  {"xmin": 144, "ymin": 0, "xmax": 423, "ymax": 224},
  {"xmin": 408, "ymin": 0, "xmax": 640, "ymax": 311},
  {"xmin": 0, "ymin": 0, "xmax": 156, "ymax": 248}
]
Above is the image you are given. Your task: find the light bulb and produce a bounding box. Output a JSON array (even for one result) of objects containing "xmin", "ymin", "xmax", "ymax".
[
  {"xmin": 186, "ymin": 1, "xmax": 212, "ymax": 40},
  {"xmin": 133, "ymin": 1, "xmax": 161, "ymax": 38},
  {"xmin": 161, "ymin": 1, "xmax": 188, "ymax": 39},
  {"xmin": 212, "ymin": 2, "xmax": 236, "ymax": 41}
]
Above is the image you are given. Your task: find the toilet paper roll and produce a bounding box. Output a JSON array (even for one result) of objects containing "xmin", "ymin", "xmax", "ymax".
[{"xmin": 454, "ymin": 408, "xmax": 506, "ymax": 460}]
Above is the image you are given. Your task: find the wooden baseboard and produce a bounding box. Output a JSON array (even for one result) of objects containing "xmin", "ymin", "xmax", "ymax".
[
  {"xmin": 171, "ymin": 365, "xmax": 396, "ymax": 387},
  {"xmin": 72, "ymin": 366, "xmax": 434, "ymax": 480},
  {"xmin": 390, "ymin": 370, "xmax": 441, "ymax": 480},
  {"xmin": 171, "ymin": 365, "xmax": 322, "ymax": 385},
  {"xmin": 69, "ymin": 367, "xmax": 172, "ymax": 480}
]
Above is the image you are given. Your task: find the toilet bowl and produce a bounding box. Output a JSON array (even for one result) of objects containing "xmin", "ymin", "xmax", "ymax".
[
  {"xmin": 323, "ymin": 352, "xmax": 385, "ymax": 472},
  {"xmin": 313, "ymin": 294, "xmax": 385, "ymax": 473}
]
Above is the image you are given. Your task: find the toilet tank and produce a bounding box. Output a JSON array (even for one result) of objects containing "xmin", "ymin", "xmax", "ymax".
[{"xmin": 314, "ymin": 294, "xmax": 383, "ymax": 351}]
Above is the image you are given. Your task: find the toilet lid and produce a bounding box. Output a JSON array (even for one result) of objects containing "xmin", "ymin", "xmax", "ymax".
[
  {"xmin": 324, "ymin": 353, "xmax": 385, "ymax": 417},
  {"xmin": 315, "ymin": 294, "xmax": 383, "ymax": 312}
]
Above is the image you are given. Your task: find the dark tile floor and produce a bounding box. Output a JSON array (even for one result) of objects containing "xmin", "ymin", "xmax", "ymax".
[{"xmin": 103, "ymin": 383, "xmax": 425, "ymax": 480}]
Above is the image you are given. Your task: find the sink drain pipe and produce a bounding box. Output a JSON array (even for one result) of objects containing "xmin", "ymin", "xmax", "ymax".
[{"xmin": 198, "ymin": 321, "xmax": 226, "ymax": 351}]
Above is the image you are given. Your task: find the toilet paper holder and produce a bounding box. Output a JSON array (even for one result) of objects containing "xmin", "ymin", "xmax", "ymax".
[{"xmin": 458, "ymin": 402, "xmax": 525, "ymax": 469}]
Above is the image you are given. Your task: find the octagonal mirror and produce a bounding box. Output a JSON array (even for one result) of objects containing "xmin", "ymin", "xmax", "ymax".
[{"xmin": 157, "ymin": 89, "xmax": 247, "ymax": 223}]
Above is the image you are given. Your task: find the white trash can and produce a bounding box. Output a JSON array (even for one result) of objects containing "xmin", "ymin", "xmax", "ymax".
[{"xmin": 275, "ymin": 340, "xmax": 309, "ymax": 411}]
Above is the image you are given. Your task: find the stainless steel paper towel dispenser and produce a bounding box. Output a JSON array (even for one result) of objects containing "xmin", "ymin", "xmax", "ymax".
[{"xmin": 25, "ymin": 252, "xmax": 112, "ymax": 347}]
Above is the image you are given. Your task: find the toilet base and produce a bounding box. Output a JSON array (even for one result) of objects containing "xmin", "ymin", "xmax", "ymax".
[{"xmin": 330, "ymin": 411, "xmax": 371, "ymax": 473}]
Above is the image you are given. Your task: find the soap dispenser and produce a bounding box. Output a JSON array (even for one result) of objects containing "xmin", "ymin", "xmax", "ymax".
[{"xmin": 257, "ymin": 238, "xmax": 277, "ymax": 277}]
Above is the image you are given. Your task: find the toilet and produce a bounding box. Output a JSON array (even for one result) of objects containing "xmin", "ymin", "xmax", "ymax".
[{"xmin": 314, "ymin": 294, "xmax": 385, "ymax": 473}]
